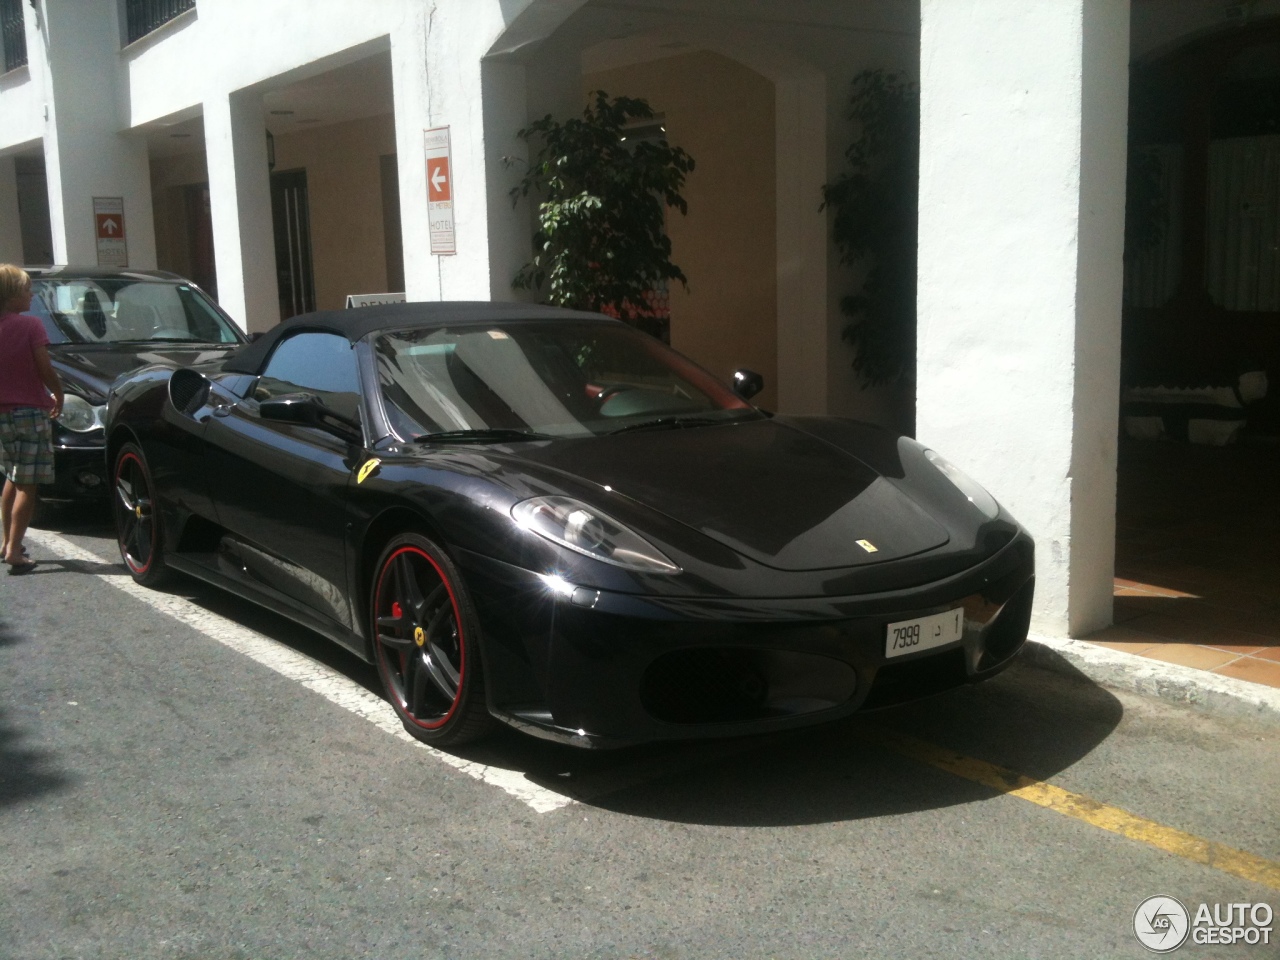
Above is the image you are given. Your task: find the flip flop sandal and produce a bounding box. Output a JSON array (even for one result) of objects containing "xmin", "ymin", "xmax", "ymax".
[{"xmin": 7, "ymin": 560, "xmax": 38, "ymax": 575}]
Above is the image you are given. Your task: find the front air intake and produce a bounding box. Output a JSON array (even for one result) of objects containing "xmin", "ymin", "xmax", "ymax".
[{"xmin": 640, "ymin": 647, "xmax": 857, "ymax": 724}]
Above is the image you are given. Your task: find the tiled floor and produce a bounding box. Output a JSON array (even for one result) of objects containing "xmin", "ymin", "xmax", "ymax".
[{"xmin": 1083, "ymin": 437, "xmax": 1280, "ymax": 691}]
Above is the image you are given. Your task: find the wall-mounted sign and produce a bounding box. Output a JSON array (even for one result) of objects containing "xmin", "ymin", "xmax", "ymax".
[
  {"xmin": 345, "ymin": 292, "xmax": 406, "ymax": 308},
  {"xmin": 424, "ymin": 126, "xmax": 456, "ymax": 256},
  {"xmin": 93, "ymin": 197, "xmax": 128, "ymax": 267}
]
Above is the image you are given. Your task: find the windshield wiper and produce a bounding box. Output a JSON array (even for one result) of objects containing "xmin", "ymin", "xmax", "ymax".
[
  {"xmin": 608, "ymin": 415, "xmax": 745, "ymax": 436},
  {"xmin": 412, "ymin": 428, "xmax": 554, "ymax": 444},
  {"xmin": 104, "ymin": 338, "xmax": 198, "ymax": 344}
]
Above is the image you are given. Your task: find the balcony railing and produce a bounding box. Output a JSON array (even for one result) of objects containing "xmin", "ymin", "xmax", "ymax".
[
  {"xmin": 125, "ymin": 0, "xmax": 195, "ymax": 45},
  {"xmin": 1, "ymin": 0, "xmax": 26, "ymax": 73}
]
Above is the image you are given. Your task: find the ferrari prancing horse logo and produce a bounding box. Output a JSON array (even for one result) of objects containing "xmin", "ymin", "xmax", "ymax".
[
  {"xmin": 856, "ymin": 539, "xmax": 879, "ymax": 553},
  {"xmin": 357, "ymin": 458, "xmax": 382, "ymax": 484},
  {"xmin": 414, "ymin": 626, "xmax": 426, "ymax": 647}
]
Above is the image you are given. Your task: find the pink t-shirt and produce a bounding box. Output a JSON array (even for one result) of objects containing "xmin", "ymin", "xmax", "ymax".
[{"xmin": 0, "ymin": 312, "xmax": 54, "ymax": 411}]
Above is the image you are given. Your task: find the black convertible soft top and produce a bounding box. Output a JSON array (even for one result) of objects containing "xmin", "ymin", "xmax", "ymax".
[{"xmin": 223, "ymin": 301, "xmax": 617, "ymax": 375}]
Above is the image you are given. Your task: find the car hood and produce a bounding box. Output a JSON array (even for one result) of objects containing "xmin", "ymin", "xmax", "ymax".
[
  {"xmin": 505, "ymin": 418, "xmax": 950, "ymax": 571},
  {"xmin": 50, "ymin": 343, "xmax": 243, "ymax": 401}
]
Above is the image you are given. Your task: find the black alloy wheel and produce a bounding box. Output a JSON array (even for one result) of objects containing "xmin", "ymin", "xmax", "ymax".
[
  {"xmin": 112, "ymin": 442, "xmax": 170, "ymax": 588},
  {"xmin": 371, "ymin": 533, "xmax": 493, "ymax": 745}
]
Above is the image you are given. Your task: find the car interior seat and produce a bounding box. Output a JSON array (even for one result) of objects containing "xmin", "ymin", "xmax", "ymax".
[
  {"xmin": 78, "ymin": 290, "xmax": 108, "ymax": 339},
  {"xmin": 113, "ymin": 301, "xmax": 159, "ymax": 340}
]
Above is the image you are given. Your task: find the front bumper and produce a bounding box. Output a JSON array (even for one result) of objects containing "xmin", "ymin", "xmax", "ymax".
[
  {"xmin": 41, "ymin": 443, "xmax": 110, "ymax": 501},
  {"xmin": 460, "ymin": 532, "xmax": 1035, "ymax": 748}
]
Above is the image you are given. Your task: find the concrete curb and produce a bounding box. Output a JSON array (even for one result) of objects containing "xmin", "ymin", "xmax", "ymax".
[{"xmin": 1023, "ymin": 635, "xmax": 1280, "ymax": 728}]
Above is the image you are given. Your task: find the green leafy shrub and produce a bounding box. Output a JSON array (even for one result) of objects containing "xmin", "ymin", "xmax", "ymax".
[
  {"xmin": 823, "ymin": 71, "xmax": 920, "ymax": 387},
  {"xmin": 510, "ymin": 92, "xmax": 695, "ymax": 329}
]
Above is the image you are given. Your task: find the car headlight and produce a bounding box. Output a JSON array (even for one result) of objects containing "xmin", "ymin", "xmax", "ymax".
[
  {"xmin": 512, "ymin": 496, "xmax": 681, "ymax": 574},
  {"xmin": 57, "ymin": 394, "xmax": 106, "ymax": 433},
  {"xmin": 923, "ymin": 449, "xmax": 1000, "ymax": 519}
]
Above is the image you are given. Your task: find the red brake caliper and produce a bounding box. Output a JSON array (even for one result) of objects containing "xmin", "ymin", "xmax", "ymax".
[{"xmin": 390, "ymin": 601, "xmax": 407, "ymax": 674}]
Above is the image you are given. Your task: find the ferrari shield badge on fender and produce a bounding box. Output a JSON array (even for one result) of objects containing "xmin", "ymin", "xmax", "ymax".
[
  {"xmin": 357, "ymin": 458, "xmax": 382, "ymax": 484},
  {"xmin": 856, "ymin": 539, "xmax": 879, "ymax": 553}
]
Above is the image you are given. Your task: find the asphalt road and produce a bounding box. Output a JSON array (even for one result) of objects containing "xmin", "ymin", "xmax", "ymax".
[{"xmin": 1, "ymin": 506, "xmax": 1277, "ymax": 960}]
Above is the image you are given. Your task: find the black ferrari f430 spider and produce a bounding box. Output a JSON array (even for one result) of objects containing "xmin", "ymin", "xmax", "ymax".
[{"xmin": 106, "ymin": 302, "xmax": 1034, "ymax": 748}]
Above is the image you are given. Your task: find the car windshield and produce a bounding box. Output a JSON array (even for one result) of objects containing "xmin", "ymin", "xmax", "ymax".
[
  {"xmin": 29, "ymin": 278, "xmax": 243, "ymax": 345},
  {"xmin": 374, "ymin": 321, "xmax": 760, "ymax": 440}
]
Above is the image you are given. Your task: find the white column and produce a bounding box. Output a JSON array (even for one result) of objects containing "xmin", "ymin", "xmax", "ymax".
[
  {"xmin": 41, "ymin": 0, "xmax": 156, "ymax": 268},
  {"xmin": 392, "ymin": 0, "xmax": 587, "ymax": 304},
  {"xmin": 916, "ymin": 0, "xmax": 1129, "ymax": 637},
  {"xmin": 0, "ymin": 156, "xmax": 21, "ymax": 264},
  {"xmin": 204, "ymin": 91, "xmax": 279, "ymax": 333},
  {"xmin": 390, "ymin": 14, "xmax": 435, "ymax": 302},
  {"xmin": 392, "ymin": 10, "xmax": 498, "ymax": 302},
  {"xmin": 482, "ymin": 59, "xmax": 534, "ymax": 302}
]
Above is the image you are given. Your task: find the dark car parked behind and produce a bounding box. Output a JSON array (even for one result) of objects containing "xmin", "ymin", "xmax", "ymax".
[{"xmin": 25, "ymin": 267, "xmax": 246, "ymax": 502}]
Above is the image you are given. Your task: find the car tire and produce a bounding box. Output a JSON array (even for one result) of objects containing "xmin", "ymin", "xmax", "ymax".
[
  {"xmin": 112, "ymin": 442, "xmax": 171, "ymax": 588},
  {"xmin": 370, "ymin": 533, "xmax": 495, "ymax": 746}
]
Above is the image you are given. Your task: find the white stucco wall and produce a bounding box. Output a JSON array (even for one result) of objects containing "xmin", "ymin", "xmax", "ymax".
[
  {"xmin": 41, "ymin": 1, "xmax": 156, "ymax": 267},
  {"xmin": 102, "ymin": 0, "xmax": 550, "ymax": 323},
  {"xmin": 916, "ymin": 0, "xmax": 1129, "ymax": 637},
  {"xmin": 3, "ymin": 0, "xmax": 917, "ymax": 417},
  {"xmin": 0, "ymin": 1, "xmax": 45, "ymax": 156}
]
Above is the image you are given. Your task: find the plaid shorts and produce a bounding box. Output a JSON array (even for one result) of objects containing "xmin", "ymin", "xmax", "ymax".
[{"xmin": 0, "ymin": 407, "xmax": 55, "ymax": 485}]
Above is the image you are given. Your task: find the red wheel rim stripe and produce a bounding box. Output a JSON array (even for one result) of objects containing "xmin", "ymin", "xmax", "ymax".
[{"xmin": 373, "ymin": 545, "xmax": 466, "ymax": 730}]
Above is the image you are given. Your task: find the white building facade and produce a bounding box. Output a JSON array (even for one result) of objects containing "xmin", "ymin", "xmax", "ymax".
[{"xmin": 0, "ymin": 0, "xmax": 1270, "ymax": 638}]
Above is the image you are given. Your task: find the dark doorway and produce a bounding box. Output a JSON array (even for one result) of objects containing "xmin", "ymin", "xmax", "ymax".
[
  {"xmin": 14, "ymin": 155, "xmax": 53, "ymax": 265},
  {"xmin": 183, "ymin": 183, "xmax": 217, "ymax": 298},
  {"xmin": 1123, "ymin": 23, "xmax": 1280, "ymax": 435},
  {"xmin": 271, "ymin": 168, "xmax": 316, "ymax": 320},
  {"xmin": 380, "ymin": 154, "xmax": 404, "ymax": 294}
]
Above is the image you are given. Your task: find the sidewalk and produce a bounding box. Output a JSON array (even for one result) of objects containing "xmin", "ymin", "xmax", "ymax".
[{"xmin": 1027, "ymin": 437, "xmax": 1280, "ymax": 725}]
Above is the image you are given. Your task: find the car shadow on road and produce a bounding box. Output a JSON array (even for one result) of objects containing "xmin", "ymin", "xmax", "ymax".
[
  {"xmin": 0, "ymin": 619, "xmax": 75, "ymax": 809},
  {"xmin": 31, "ymin": 505, "xmax": 1127, "ymax": 828},
  {"xmin": 451, "ymin": 657, "xmax": 1126, "ymax": 827},
  {"xmin": 141, "ymin": 564, "xmax": 1127, "ymax": 829},
  {"xmin": 140, "ymin": 563, "xmax": 1128, "ymax": 829}
]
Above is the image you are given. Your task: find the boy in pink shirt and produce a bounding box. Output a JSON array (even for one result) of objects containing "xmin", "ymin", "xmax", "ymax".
[{"xmin": 0, "ymin": 264, "xmax": 64, "ymax": 573}]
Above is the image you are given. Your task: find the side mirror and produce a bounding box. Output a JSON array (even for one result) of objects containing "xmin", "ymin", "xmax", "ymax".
[
  {"xmin": 732, "ymin": 368, "xmax": 764, "ymax": 401},
  {"xmin": 259, "ymin": 392, "xmax": 361, "ymax": 443}
]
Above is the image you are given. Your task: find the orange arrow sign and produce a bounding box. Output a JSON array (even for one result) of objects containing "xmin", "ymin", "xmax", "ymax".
[
  {"xmin": 95, "ymin": 213, "xmax": 124, "ymax": 239},
  {"xmin": 427, "ymin": 157, "xmax": 451, "ymax": 202}
]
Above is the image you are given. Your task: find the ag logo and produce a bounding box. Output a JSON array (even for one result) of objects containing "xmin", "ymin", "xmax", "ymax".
[{"xmin": 1134, "ymin": 896, "xmax": 1190, "ymax": 953}]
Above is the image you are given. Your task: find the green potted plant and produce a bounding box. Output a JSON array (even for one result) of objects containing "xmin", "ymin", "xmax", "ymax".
[
  {"xmin": 509, "ymin": 91, "xmax": 695, "ymax": 336},
  {"xmin": 823, "ymin": 70, "xmax": 920, "ymax": 387}
]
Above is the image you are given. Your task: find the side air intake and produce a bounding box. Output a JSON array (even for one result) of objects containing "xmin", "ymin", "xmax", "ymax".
[{"xmin": 168, "ymin": 368, "xmax": 210, "ymax": 416}]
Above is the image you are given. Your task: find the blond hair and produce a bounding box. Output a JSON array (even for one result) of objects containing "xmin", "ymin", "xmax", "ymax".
[{"xmin": 0, "ymin": 264, "xmax": 31, "ymax": 310}]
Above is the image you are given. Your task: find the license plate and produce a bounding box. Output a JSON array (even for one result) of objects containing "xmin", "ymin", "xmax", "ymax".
[{"xmin": 886, "ymin": 607, "xmax": 964, "ymax": 658}]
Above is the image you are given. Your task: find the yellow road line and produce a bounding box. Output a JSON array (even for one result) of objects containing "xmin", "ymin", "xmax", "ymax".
[{"xmin": 860, "ymin": 726, "xmax": 1280, "ymax": 892}]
